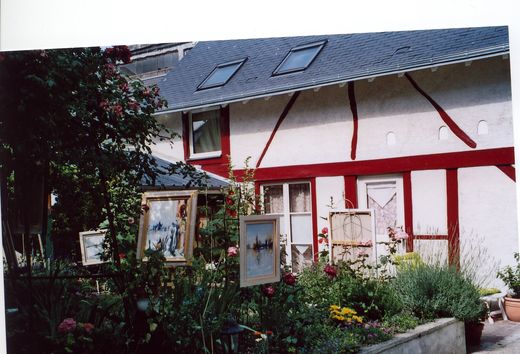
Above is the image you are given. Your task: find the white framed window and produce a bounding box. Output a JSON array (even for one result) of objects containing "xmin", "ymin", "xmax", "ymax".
[
  {"xmin": 189, "ymin": 108, "xmax": 222, "ymax": 159},
  {"xmin": 357, "ymin": 175, "xmax": 404, "ymax": 242},
  {"xmin": 262, "ymin": 181, "xmax": 313, "ymax": 272}
]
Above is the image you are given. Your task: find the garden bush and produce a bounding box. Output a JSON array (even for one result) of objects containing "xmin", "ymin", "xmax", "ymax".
[{"xmin": 391, "ymin": 263, "xmax": 486, "ymax": 323}]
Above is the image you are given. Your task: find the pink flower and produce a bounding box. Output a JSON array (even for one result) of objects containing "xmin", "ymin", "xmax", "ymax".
[
  {"xmin": 58, "ymin": 318, "xmax": 77, "ymax": 333},
  {"xmin": 83, "ymin": 322, "xmax": 94, "ymax": 333},
  {"xmin": 141, "ymin": 204, "xmax": 149, "ymax": 211},
  {"xmin": 361, "ymin": 240, "xmax": 373, "ymax": 247},
  {"xmin": 321, "ymin": 227, "xmax": 328, "ymax": 235},
  {"xmin": 128, "ymin": 101, "xmax": 139, "ymax": 111},
  {"xmin": 319, "ymin": 237, "xmax": 329, "ymax": 244},
  {"xmin": 324, "ymin": 264, "xmax": 337, "ymax": 279},
  {"xmin": 283, "ymin": 273, "xmax": 297, "ymax": 286},
  {"xmin": 227, "ymin": 246, "xmax": 238, "ymax": 257},
  {"xmin": 395, "ymin": 228, "xmax": 409, "ymax": 240},
  {"xmin": 119, "ymin": 82, "xmax": 129, "ymax": 92},
  {"xmin": 262, "ymin": 285, "xmax": 275, "ymax": 298}
]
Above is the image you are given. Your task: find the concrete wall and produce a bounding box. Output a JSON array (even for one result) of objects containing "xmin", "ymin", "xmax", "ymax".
[{"xmin": 360, "ymin": 318, "xmax": 466, "ymax": 354}]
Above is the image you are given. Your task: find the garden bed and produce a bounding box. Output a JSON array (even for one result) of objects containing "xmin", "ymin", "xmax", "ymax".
[{"xmin": 360, "ymin": 318, "xmax": 465, "ymax": 354}]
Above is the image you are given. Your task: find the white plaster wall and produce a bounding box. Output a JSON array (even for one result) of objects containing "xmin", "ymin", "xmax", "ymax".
[
  {"xmin": 231, "ymin": 85, "xmax": 352, "ymax": 167},
  {"xmin": 411, "ymin": 170, "xmax": 447, "ymax": 235},
  {"xmin": 413, "ymin": 239, "xmax": 449, "ymax": 266},
  {"xmin": 459, "ymin": 166, "xmax": 519, "ymax": 288},
  {"xmin": 227, "ymin": 56, "xmax": 512, "ymax": 168},
  {"xmin": 315, "ymin": 176, "xmax": 345, "ymax": 253},
  {"xmin": 150, "ymin": 112, "xmax": 185, "ymax": 161}
]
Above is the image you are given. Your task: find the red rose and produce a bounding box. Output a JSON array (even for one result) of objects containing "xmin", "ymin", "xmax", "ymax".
[
  {"xmin": 112, "ymin": 104, "xmax": 123, "ymax": 117},
  {"xmin": 319, "ymin": 237, "xmax": 329, "ymax": 244},
  {"xmin": 83, "ymin": 322, "xmax": 94, "ymax": 333},
  {"xmin": 283, "ymin": 273, "xmax": 297, "ymax": 286},
  {"xmin": 324, "ymin": 264, "xmax": 337, "ymax": 279},
  {"xmin": 262, "ymin": 285, "xmax": 275, "ymax": 298},
  {"xmin": 321, "ymin": 227, "xmax": 329, "ymax": 234},
  {"xmin": 119, "ymin": 82, "xmax": 129, "ymax": 92},
  {"xmin": 119, "ymin": 252, "xmax": 126, "ymax": 259}
]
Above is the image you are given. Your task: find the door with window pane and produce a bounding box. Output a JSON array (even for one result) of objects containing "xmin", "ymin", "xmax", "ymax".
[{"xmin": 263, "ymin": 182, "xmax": 313, "ymax": 272}]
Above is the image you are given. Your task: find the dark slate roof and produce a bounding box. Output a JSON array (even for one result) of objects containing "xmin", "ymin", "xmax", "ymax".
[
  {"xmin": 157, "ymin": 26, "xmax": 509, "ymax": 111},
  {"xmin": 141, "ymin": 156, "xmax": 229, "ymax": 189}
]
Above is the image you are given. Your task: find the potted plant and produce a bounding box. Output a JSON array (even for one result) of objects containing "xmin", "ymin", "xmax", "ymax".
[{"xmin": 497, "ymin": 252, "xmax": 520, "ymax": 322}]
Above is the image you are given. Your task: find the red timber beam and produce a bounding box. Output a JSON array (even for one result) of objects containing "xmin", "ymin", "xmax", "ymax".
[
  {"xmin": 256, "ymin": 91, "xmax": 301, "ymax": 168},
  {"xmin": 344, "ymin": 176, "xmax": 358, "ymax": 208},
  {"xmin": 348, "ymin": 82, "xmax": 359, "ymax": 160},
  {"xmin": 234, "ymin": 147, "xmax": 514, "ymax": 181},
  {"xmin": 497, "ymin": 165, "xmax": 516, "ymax": 182},
  {"xmin": 403, "ymin": 171, "xmax": 414, "ymax": 252},
  {"xmin": 404, "ymin": 73, "xmax": 477, "ymax": 149},
  {"xmin": 446, "ymin": 168, "xmax": 460, "ymax": 268}
]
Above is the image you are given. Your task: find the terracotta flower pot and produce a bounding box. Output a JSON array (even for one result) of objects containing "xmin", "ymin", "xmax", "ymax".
[{"xmin": 504, "ymin": 296, "xmax": 520, "ymax": 322}]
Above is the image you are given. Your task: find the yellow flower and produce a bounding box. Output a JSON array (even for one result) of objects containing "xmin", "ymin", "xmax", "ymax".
[
  {"xmin": 352, "ymin": 315, "xmax": 363, "ymax": 323},
  {"xmin": 329, "ymin": 305, "xmax": 340, "ymax": 311},
  {"xmin": 340, "ymin": 307, "xmax": 356, "ymax": 316}
]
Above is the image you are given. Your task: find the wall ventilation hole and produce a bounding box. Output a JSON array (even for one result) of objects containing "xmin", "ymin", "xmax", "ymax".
[
  {"xmin": 386, "ymin": 131, "xmax": 396, "ymax": 146},
  {"xmin": 439, "ymin": 126, "xmax": 448, "ymax": 140},
  {"xmin": 478, "ymin": 120, "xmax": 488, "ymax": 135}
]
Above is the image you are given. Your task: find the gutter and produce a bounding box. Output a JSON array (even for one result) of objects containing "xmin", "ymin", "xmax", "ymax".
[{"xmin": 156, "ymin": 47, "xmax": 509, "ymax": 114}]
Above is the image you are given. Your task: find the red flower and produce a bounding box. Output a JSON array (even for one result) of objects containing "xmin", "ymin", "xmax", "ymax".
[
  {"xmin": 141, "ymin": 204, "xmax": 149, "ymax": 211},
  {"xmin": 99, "ymin": 99, "xmax": 110, "ymax": 111},
  {"xmin": 127, "ymin": 217, "xmax": 135, "ymax": 225},
  {"xmin": 112, "ymin": 104, "xmax": 123, "ymax": 117},
  {"xmin": 128, "ymin": 101, "xmax": 139, "ymax": 111},
  {"xmin": 321, "ymin": 227, "xmax": 329, "ymax": 234},
  {"xmin": 324, "ymin": 264, "xmax": 337, "ymax": 279},
  {"xmin": 319, "ymin": 237, "xmax": 329, "ymax": 244},
  {"xmin": 83, "ymin": 322, "xmax": 94, "ymax": 333},
  {"xmin": 225, "ymin": 196, "xmax": 234, "ymax": 206},
  {"xmin": 283, "ymin": 272, "xmax": 297, "ymax": 286},
  {"xmin": 119, "ymin": 252, "xmax": 126, "ymax": 259},
  {"xmin": 226, "ymin": 209, "xmax": 237, "ymax": 218},
  {"xmin": 58, "ymin": 318, "xmax": 76, "ymax": 333},
  {"xmin": 262, "ymin": 285, "xmax": 275, "ymax": 298},
  {"xmin": 119, "ymin": 82, "xmax": 129, "ymax": 92}
]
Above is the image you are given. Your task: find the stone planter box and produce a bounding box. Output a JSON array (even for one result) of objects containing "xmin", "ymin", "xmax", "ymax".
[{"xmin": 360, "ymin": 318, "xmax": 465, "ymax": 354}]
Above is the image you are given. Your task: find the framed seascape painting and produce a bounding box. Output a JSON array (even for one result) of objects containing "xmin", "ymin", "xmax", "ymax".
[
  {"xmin": 240, "ymin": 215, "xmax": 280, "ymax": 287},
  {"xmin": 137, "ymin": 190, "xmax": 198, "ymax": 266},
  {"xmin": 79, "ymin": 229, "xmax": 108, "ymax": 266}
]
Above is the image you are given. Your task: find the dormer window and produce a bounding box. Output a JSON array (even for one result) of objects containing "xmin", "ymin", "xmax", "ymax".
[
  {"xmin": 272, "ymin": 40, "xmax": 326, "ymax": 76},
  {"xmin": 197, "ymin": 58, "xmax": 247, "ymax": 90}
]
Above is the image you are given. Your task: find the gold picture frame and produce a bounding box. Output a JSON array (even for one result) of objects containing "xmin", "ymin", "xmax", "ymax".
[
  {"xmin": 79, "ymin": 229, "xmax": 108, "ymax": 266},
  {"xmin": 137, "ymin": 190, "xmax": 198, "ymax": 266},
  {"xmin": 240, "ymin": 215, "xmax": 280, "ymax": 287}
]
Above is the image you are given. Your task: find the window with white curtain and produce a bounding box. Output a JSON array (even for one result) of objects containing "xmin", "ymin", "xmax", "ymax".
[
  {"xmin": 262, "ymin": 182, "xmax": 312, "ymax": 272},
  {"xmin": 189, "ymin": 109, "xmax": 221, "ymax": 158}
]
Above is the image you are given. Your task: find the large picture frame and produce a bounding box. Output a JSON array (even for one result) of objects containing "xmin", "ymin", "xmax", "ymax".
[
  {"xmin": 240, "ymin": 215, "xmax": 280, "ymax": 287},
  {"xmin": 137, "ymin": 190, "xmax": 198, "ymax": 266},
  {"xmin": 329, "ymin": 209, "xmax": 377, "ymax": 263},
  {"xmin": 79, "ymin": 229, "xmax": 108, "ymax": 266}
]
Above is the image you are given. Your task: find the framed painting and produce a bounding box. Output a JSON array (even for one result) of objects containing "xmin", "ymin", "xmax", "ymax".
[
  {"xmin": 79, "ymin": 229, "xmax": 108, "ymax": 266},
  {"xmin": 137, "ymin": 190, "xmax": 198, "ymax": 266},
  {"xmin": 329, "ymin": 209, "xmax": 377, "ymax": 263},
  {"xmin": 240, "ymin": 215, "xmax": 280, "ymax": 287}
]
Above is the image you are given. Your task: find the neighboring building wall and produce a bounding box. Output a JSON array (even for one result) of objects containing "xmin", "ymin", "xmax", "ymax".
[{"xmin": 459, "ymin": 166, "xmax": 518, "ymax": 286}]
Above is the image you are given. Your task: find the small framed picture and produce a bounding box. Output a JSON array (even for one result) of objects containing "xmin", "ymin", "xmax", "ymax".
[
  {"xmin": 137, "ymin": 190, "xmax": 198, "ymax": 266},
  {"xmin": 79, "ymin": 229, "xmax": 108, "ymax": 266},
  {"xmin": 240, "ymin": 215, "xmax": 280, "ymax": 287}
]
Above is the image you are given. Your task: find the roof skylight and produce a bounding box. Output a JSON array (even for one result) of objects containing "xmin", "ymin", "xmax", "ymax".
[
  {"xmin": 273, "ymin": 40, "xmax": 327, "ymax": 76},
  {"xmin": 197, "ymin": 58, "xmax": 247, "ymax": 90}
]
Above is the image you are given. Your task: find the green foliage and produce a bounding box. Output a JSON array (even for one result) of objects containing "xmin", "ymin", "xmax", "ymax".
[
  {"xmin": 479, "ymin": 287, "xmax": 501, "ymax": 296},
  {"xmin": 497, "ymin": 252, "xmax": 520, "ymax": 298},
  {"xmin": 392, "ymin": 264, "xmax": 487, "ymax": 323},
  {"xmin": 383, "ymin": 313, "xmax": 420, "ymax": 333}
]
